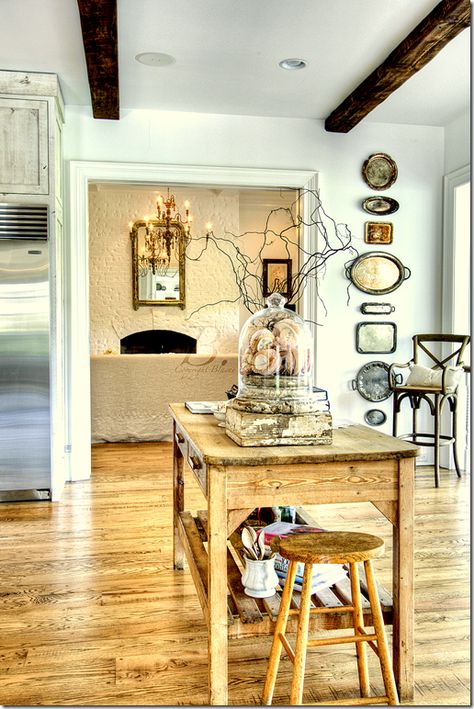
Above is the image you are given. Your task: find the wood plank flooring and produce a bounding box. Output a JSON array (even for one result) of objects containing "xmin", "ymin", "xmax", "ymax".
[{"xmin": 0, "ymin": 442, "xmax": 470, "ymax": 705}]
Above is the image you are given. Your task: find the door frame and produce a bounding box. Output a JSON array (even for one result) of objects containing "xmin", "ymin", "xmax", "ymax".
[
  {"xmin": 442, "ymin": 163, "xmax": 470, "ymax": 332},
  {"xmin": 66, "ymin": 161, "xmax": 319, "ymax": 482},
  {"xmin": 441, "ymin": 163, "xmax": 470, "ymax": 469}
]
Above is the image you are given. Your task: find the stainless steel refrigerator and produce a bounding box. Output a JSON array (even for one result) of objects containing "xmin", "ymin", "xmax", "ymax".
[{"xmin": 0, "ymin": 203, "xmax": 51, "ymax": 499}]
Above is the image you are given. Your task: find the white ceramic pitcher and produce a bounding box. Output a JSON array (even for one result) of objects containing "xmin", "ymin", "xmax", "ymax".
[{"xmin": 241, "ymin": 556, "xmax": 279, "ymax": 598}]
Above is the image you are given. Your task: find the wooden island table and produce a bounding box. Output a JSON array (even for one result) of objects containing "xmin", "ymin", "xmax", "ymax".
[{"xmin": 170, "ymin": 403, "xmax": 419, "ymax": 705}]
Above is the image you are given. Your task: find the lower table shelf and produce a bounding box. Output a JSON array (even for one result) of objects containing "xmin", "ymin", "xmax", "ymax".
[{"xmin": 177, "ymin": 508, "xmax": 393, "ymax": 640}]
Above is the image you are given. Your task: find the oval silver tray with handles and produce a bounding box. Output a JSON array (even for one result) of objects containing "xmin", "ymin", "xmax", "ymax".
[
  {"xmin": 362, "ymin": 196, "xmax": 399, "ymax": 215},
  {"xmin": 351, "ymin": 361, "xmax": 393, "ymax": 402},
  {"xmin": 360, "ymin": 302, "xmax": 395, "ymax": 315},
  {"xmin": 345, "ymin": 252, "xmax": 411, "ymax": 295}
]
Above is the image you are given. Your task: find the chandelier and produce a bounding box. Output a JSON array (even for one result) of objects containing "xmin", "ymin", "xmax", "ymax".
[{"xmin": 132, "ymin": 189, "xmax": 192, "ymax": 276}]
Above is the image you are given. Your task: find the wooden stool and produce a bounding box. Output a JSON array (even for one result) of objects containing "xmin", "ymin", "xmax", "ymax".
[{"xmin": 262, "ymin": 531, "xmax": 399, "ymax": 706}]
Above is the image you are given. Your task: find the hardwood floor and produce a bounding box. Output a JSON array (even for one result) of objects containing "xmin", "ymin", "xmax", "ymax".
[{"xmin": 0, "ymin": 442, "xmax": 470, "ymax": 705}]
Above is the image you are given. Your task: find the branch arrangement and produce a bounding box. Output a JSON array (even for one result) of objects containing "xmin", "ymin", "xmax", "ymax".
[{"xmin": 185, "ymin": 188, "xmax": 358, "ymax": 319}]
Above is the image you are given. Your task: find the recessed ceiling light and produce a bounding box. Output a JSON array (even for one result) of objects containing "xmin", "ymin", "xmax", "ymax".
[
  {"xmin": 135, "ymin": 52, "xmax": 176, "ymax": 67},
  {"xmin": 279, "ymin": 58, "xmax": 307, "ymax": 71}
]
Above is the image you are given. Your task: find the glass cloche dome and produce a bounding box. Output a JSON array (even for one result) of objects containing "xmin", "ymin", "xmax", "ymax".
[{"xmin": 236, "ymin": 293, "xmax": 313, "ymax": 403}]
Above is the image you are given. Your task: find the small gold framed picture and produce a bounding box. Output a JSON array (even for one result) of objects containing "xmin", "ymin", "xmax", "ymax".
[{"xmin": 364, "ymin": 221, "xmax": 393, "ymax": 245}]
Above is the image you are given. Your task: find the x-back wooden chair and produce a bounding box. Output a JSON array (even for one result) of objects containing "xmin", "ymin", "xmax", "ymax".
[{"xmin": 389, "ymin": 334, "xmax": 470, "ymax": 487}]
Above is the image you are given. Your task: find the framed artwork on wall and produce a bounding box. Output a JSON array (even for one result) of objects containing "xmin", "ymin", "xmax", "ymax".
[
  {"xmin": 262, "ymin": 258, "xmax": 292, "ymax": 298},
  {"xmin": 364, "ymin": 221, "xmax": 393, "ymax": 244}
]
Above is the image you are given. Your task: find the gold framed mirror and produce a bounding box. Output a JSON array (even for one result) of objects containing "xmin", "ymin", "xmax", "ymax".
[{"xmin": 130, "ymin": 219, "xmax": 186, "ymax": 310}]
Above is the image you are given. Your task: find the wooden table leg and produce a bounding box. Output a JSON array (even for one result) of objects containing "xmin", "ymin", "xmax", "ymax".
[
  {"xmin": 392, "ymin": 457, "xmax": 415, "ymax": 701},
  {"xmin": 173, "ymin": 422, "xmax": 185, "ymax": 570},
  {"xmin": 207, "ymin": 464, "xmax": 228, "ymax": 705}
]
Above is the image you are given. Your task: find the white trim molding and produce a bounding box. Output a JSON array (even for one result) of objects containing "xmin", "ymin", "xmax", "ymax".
[
  {"xmin": 442, "ymin": 163, "xmax": 470, "ymax": 333},
  {"xmin": 66, "ymin": 160, "xmax": 318, "ymax": 481},
  {"xmin": 441, "ymin": 163, "xmax": 470, "ymax": 471}
]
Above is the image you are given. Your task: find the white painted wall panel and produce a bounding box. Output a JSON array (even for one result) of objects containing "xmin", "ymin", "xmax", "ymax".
[{"xmin": 444, "ymin": 110, "xmax": 470, "ymax": 174}]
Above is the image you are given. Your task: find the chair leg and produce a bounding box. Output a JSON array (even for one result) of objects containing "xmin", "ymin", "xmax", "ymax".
[
  {"xmin": 349, "ymin": 561, "xmax": 370, "ymax": 697},
  {"xmin": 392, "ymin": 393, "xmax": 398, "ymax": 437},
  {"xmin": 434, "ymin": 394, "xmax": 440, "ymax": 487},
  {"xmin": 289, "ymin": 563, "xmax": 313, "ymax": 705},
  {"xmin": 412, "ymin": 400, "xmax": 417, "ymax": 445},
  {"xmin": 262, "ymin": 560, "xmax": 298, "ymax": 705},
  {"xmin": 364, "ymin": 560, "xmax": 399, "ymax": 706},
  {"xmin": 451, "ymin": 396, "xmax": 462, "ymax": 478}
]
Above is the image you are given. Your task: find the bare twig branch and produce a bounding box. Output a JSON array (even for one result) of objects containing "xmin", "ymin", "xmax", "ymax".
[{"xmin": 185, "ymin": 188, "xmax": 357, "ymax": 319}]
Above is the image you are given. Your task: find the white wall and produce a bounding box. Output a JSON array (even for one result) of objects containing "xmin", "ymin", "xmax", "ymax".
[
  {"xmin": 64, "ymin": 106, "xmax": 444, "ymax": 437},
  {"xmin": 444, "ymin": 110, "xmax": 470, "ymax": 174},
  {"xmin": 88, "ymin": 184, "xmax": 299, "ymax": 355},
  {"xmin": 88, "ymin": 185, "xmax": 240, "ymax": 354}
]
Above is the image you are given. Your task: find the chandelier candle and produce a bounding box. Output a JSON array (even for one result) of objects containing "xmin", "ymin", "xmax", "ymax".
[{"xmin": 129, "ymin": 188, "xmax": 192, "ymax": 276}]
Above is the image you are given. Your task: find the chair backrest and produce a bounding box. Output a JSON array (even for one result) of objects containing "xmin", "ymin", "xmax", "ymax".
[{"xmin": 413, "ymin": 334, "xmax": 470, "ymax": 369}]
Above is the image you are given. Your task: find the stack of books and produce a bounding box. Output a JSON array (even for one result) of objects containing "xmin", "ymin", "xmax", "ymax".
[
  {"xmin": 263, "ymin": 521, "xmax": 347, "ymax": 592},
  {"xmin": 312, "ymin": 386, "xmax": 331, "ymax": 412}
]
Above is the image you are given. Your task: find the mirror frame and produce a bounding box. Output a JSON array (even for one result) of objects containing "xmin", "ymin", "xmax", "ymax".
[{"xmin": 130, "ymin": 219, "xmax": 186, "ymax": 310}]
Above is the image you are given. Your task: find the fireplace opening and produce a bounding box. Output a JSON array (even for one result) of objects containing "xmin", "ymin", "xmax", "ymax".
[{"xmin": 120, "ymin": 329, "xmax": 197, "ymax": 354}]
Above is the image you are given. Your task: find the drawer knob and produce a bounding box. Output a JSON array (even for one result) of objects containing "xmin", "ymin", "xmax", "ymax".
[
  {"xmin": 175, "ymin": 432, "xmax": 185, "ymax": 444},
  {"xmin": 190, "ymin": 455, "xmax": 202, "ymax": 471}
]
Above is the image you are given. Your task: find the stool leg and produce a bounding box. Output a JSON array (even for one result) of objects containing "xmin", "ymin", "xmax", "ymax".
[
  {"xmin": 290, "ymin": 563, "xmax": 313, "ymax": 705},
  {"xmin": 364, "ymin": 560, "xmax": 399, "ymax": 705},
  {"xmin": 262, "ymin": 560, "xmax": 298, "ymax": 705},
  {"xmin": 349, "ymin": 562, "xmax": 370, "ymax": 697}
]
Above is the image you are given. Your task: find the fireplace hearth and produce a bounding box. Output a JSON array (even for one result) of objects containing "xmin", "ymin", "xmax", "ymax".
[{"xmin": 120, "ymin": 329, "xmax": 197, "ymax": 354}]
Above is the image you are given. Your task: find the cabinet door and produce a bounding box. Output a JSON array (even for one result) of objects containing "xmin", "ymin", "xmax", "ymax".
[{"xmin": 0, "ymin": 97, "xmax": 49, "ymax": 195}]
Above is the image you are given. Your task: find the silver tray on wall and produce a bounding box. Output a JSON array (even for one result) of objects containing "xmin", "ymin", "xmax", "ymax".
[
  {"xmin": 356, "ymin": 322, "xmax": 397, "ymax": 354},
  {"xmin": 360, "ymin": 302, "xmax": 395, "ymax": 315},
  {"xmin": 351, "ymin": 361, "xmax": 392, "ymax": 402},
  {"xmin": 362, "ymin": 196, "xmax": 399, "ymax": 215},
  {"xmin": 362, "ymin": 153, "xmax": 398, "ymax": 190},
  {"xmin": 364, "ymin": 409, "xmax": 387, "ymax": 426},
  {"xmin": 345, "ymin": 252, "xmax": 411, "ymax": 295}
]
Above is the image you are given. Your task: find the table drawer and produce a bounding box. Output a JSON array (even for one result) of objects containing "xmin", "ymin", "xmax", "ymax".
[
  {"xmin": 187, "ymin": 444, "xmax": 207, "ymax": 495},
  {"xmin": 174, "ymin": 422, "xmax": 188, "ymax": 457}
]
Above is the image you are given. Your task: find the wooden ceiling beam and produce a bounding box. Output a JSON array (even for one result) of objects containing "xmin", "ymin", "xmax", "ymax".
[
  {"xmin": 325, "ymin": 0, "xmax": 470, "ymax": 133},
  {"xmin": 76, "ymin": 0, "xmax": 119, "ymax": 120}
]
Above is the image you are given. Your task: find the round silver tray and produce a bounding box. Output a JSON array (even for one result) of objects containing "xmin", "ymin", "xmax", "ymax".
[
  {"xmin": 362, "ymin": 153, "xmax": 398, "ymax": 190},
  {"xmin": 351, "ymin": 361, "xmax": 392, "ymax": 402}
]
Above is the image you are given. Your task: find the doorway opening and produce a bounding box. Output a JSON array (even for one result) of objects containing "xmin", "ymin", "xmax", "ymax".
[{"xmin": 67, "ymin": 162, "xmax": 318, "ymax": 481}]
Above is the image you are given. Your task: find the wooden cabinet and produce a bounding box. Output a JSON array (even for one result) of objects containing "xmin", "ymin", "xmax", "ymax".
[
  {"xmin": 0, "ymin": 71, "xmax": 64, "ymax": 201},
  {"xmin": 0, "ymin": 97, "xmax": 49, "ymax": 194}
]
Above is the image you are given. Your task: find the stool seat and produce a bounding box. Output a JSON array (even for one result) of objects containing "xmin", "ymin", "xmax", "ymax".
[
  {"xmin": 263, "ymin": 529, "xmax": 398, "ymax": 705},
  {"xmin": 278, "ymin": 531, "xmax": 384, "ymax": 565}
]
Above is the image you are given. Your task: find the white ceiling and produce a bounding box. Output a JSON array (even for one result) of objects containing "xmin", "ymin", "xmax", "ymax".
[{"xmin": 0, "ymin": 0, "xmax": 470, "ymax": 126}]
